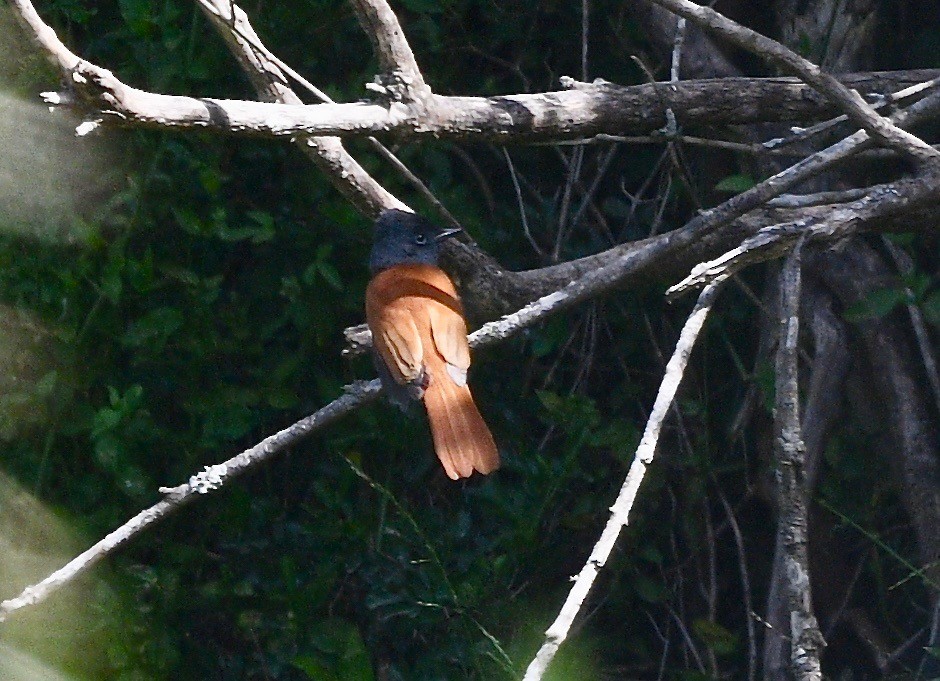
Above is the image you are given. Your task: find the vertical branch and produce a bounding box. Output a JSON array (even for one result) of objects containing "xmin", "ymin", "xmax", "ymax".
[
  {"xmin": 773, "ymin": 238, "xmax": 825, "ymax": 680},
  {"xmin": 348, "ymin": 0, "xmax": 431, "ymax": 102},
  {"xmin": 522, "ymin": 276, "xmax": 728, "ymax": 681}
]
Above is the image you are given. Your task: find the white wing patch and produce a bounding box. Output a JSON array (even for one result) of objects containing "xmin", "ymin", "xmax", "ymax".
[{"xmin": 446, "ymin": 362, "xmax": 467, "ymax": 387}]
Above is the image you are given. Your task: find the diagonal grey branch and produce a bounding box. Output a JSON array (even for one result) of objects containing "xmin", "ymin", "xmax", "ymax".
[
  {"xmin": 645, "ymin": 0, "xmax": 940, "ymax": 163},
  {"xmin": 196, "ymin": 0, "xmax": 405, "ymax": 218},
  {"xmin": 522, "ymin": 276, "xmax": 729, "ymax": 681},
  {"xmin": 0, "ymin": 379, "xmax": 383, "ymax": 623},
  {"xmin": 0, "ymin": 232, "xmax": 715, "ymax": 623},
  {"xmin": 666, "ymin": 170, "xmax": 940, "ymax": 297}
]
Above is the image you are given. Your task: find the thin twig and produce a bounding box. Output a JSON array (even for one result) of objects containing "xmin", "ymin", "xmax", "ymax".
[
  {"xmin": 765, "ymin": 75, "xmax": 940, "ymax": 151},
  {"xmin": 881, "ymin": 237, "xmax": 940, "ymax": 418},
  {"xmin": 581, "ymin": 0, "xmax": 589, "ymax": 81},
  {"xmin": 503, "ymin": 148, "xmax": 546, "ymax": 259},
  {"xmin": 522, "ymin": 277, "xmax": 728, "ymax": 681},
  {"xmin": 551, "ymin": 133, "xmax": 807, "ymax": 156},
  {"xmin": 716, "ymin": 487, "xmax": 757, "ymax": 681}
]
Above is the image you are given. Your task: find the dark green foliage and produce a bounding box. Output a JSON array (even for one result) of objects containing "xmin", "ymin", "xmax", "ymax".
[{"xmin": 1, "ymin": 1, "xmax": 939, "ymax": 680}]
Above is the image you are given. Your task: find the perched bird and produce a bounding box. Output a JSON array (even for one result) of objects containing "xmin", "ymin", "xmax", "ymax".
[{"xmin": 365, "ymin": 209, "xmax": 499, "ymax": 479}]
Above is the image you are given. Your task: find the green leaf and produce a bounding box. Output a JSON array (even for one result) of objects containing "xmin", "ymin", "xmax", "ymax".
[
  {"xmin": 400, "ymin": 0, "xmax": 446, "ymax": 15},
  {"xmin": 198, "ymin": 167, "xmax": 223, "ymax": 195},
  {"xmin": 292, "ymin": 656, "xmax": 339, "ymax": 681},
  {"xmin": 638, "ymin": 545, "xmax": 664, "ymax": 566},
  {"xmin": 882, "ymin": 232, "xmax": 916, "ymax": 247},
  {"xmin": 677, "ymin": 671, "xmax": 714, "ymax": 681},
  {"xmin": 118, "ymin": 0, "xmax": 153, "ymax": 36},
  {"xmin": 245, "ymin": 210, "xmax": 276, "ymax": 242},
  {"xmin": 843, "ymin": 287, "xmax": 906, "ymax": 322},
  {"xmin": 714, "ymin": 174, "xmax": 756, "ymax": 192},
  {"xmin": 317, "ymin": 262, "xmax": 344, "ymax": 291},
  {"xmin": 298, "ymin": 620, "xmax": 374, "ymax": 681},
  {"xmin": 902, "ymin": 270, "xmax": 930, "ymax": 298},
  {"xmin": 590, "ymin": 420, "xmax": 639, "ymax": 452},
  {"xmin": 531, "ymin": 316, "xmax": 569, "ymax": 358},
  {"xmin": 92, "ymin": 408, "xmax": 123, "ymax": 437},
  {"xmin": 922, "ymin": 290, "xmax": 940, "ymax": 327},
  {"xmin": 692, "ymin": 618, "xmax": 739, "ymax": 656},
  {"xmin": 634, "ymin": 575, "xmax": 666, "ymax": 603},
  {"xmin": 215, "ymin": 211, "xmax": 276, "ymax": 243},
  {"xmin": 35, "ymin": 370, "xmax": 58, "ymax": 398},
  {"xmin": 266, "ymin": 388, "xmax": 299, "ymax": 409},
  {"xmin": 122, "ymin": 307, "xmax": 184, "ymax": 348},
  {"xmin": 201, "ymin": 404, "xmax": 255, "ymax": 444},
  {"xmin": 101, "ymin": 258, "xmax": 124, "ymax": 303},
  {"xmin": 537, "ymin": 391, "xmax": 599, "ymax": 433}
]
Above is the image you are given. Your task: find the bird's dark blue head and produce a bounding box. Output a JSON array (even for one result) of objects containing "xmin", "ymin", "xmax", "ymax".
[{"xmin": 369, "ymin": 209, "xmax": 460, "ymax": 272}]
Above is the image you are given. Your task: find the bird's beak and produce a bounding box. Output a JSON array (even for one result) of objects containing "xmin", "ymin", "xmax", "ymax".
[{"xmin": 435, "ymin": 227, "xmax": 462, "ymax": 241}]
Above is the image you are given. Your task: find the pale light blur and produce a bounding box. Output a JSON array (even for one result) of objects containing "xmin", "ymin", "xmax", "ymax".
[
  {"xmin": 0, "ymin": 10, "xmax": 120, "ymax": 679},
  {"xmin": 0, "ymin": 6, "xmax": 116, "ymax": 244},
  {"xmin": 0, "ymin": 305, "xmax": 56, "ymax": 440},
  {"xmin": 0, "ymin": 472, "xmax": 90, "ymax": 680},
  {"xmin": 0, "ymin": 91, "xmax": 111, "ymax": 243},
  {"xmin": 0, "ymin": 642, "xmax": 77, "ymax": 681}
]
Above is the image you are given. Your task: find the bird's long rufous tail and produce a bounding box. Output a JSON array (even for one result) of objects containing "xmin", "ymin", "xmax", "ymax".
[{"xmin": 422, "ymin": 373, "xmax": 499, "ymax": 480}]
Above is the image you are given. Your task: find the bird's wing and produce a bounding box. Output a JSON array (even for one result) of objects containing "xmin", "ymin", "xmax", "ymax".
[
  {"xmin": 428, "ymin": 302, "xmax": 471, "ymax": 387},
  {"xmin": 372, "ymin": 303, "xmax": 425, "ymax": 385}
]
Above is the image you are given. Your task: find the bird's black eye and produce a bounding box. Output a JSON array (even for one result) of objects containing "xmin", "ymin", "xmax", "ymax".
[{"xmin": 414, "ymin": 233, "xmax": 427, "ymax": 245}]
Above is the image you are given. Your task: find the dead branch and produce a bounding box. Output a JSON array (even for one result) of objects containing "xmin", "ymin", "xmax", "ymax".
[
  {"xmin": 348, "ymin": 0, "xmax": 431, "ymax": 103},
  {"xmin": 10, "ymin": 0, "xmax": 940, "ymax": 143},
  {"xmin": 195, "ymin": 0, "xmax": 405, "ymax": 217},
  {"xmin": 667, "ymin": 170, "xmax": 940, "ymax": 297},
  {"xmin": 0, "ymin": 379, "xmax": 383, "ymax": 623},
  {"xmin": 773, "ymin": 239, "xmax": 826, "ymax": 680},
  {"xmin": 646, "ymin": 0, "xmax": 940, "ymax": 162},
  {"xmin": 523, "ymin": 277, "xmax": 727, "ymax": 681}
]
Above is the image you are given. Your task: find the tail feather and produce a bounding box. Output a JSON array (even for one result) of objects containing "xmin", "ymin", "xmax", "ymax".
[{"xmin": 423, "ymin": 374, "xmax": 499, "ymax": 480}]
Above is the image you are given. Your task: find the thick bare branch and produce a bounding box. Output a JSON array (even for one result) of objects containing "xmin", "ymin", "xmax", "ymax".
[
  {"xmin": 8, "ymin": 1, "xmax": 939, "ymax": 145},
  {"xmin": 37, "ymin": 71, "xmax": 940, "ymax": 142}
]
